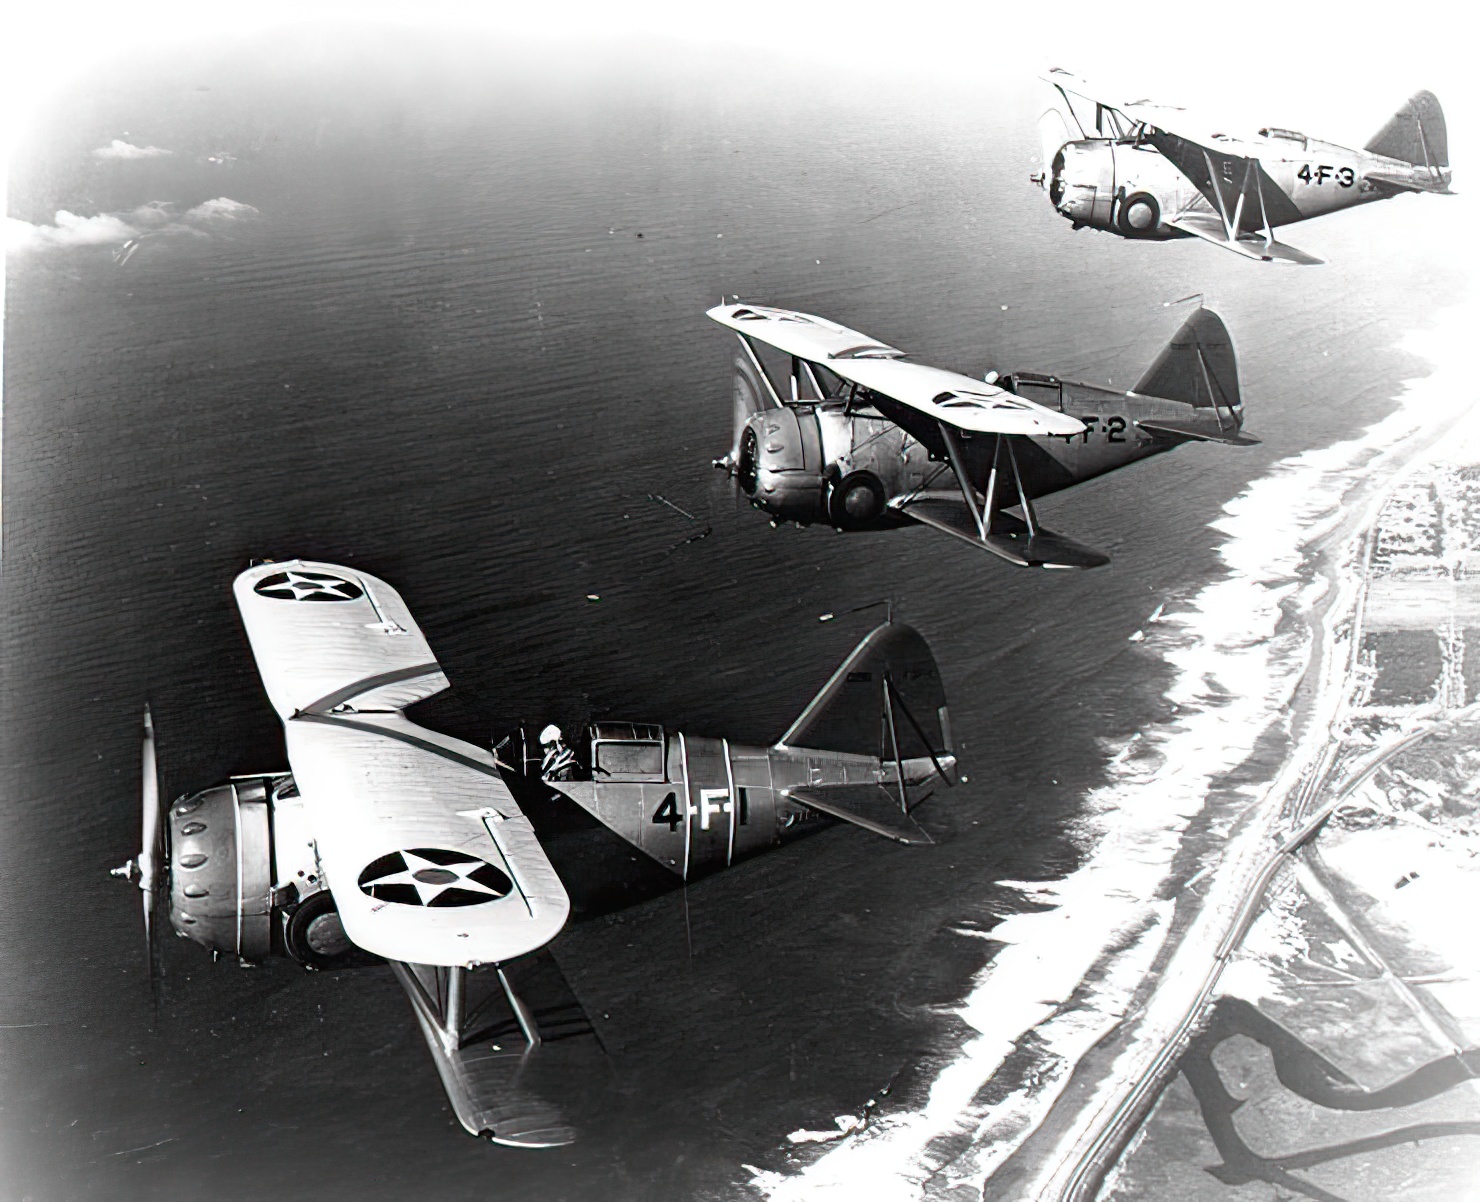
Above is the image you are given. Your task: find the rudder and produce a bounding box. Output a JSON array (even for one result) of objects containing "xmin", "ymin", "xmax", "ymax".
[
  {"xmin": 1365, "ymin": 91, "xmax": 1448, "ymax": 169},
  {"xmin": 1133, "ymin": 308, "xmax": 1240, "ymax": 412},
  {"xmin": 776, "ymin": 623, "xmax": 952, "ymax": 761}
]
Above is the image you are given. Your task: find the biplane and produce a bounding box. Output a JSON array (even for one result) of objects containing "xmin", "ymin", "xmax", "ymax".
[
  {"xmin": 113, "ymin": 560, "xmax": 956, "ymax": 1146},
  {"xmin": 1034, "ymin": 70, "xmax": 1451, "ymax": 264},
  {"xmin": 709, "ymin": 301, "xmax": 1253, "ymax": 570}
]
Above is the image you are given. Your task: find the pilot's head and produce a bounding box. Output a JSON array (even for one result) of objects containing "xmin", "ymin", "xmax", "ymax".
[{"xmin": 539, "ymin": 724, "xmax": 564, "ymax": 747}]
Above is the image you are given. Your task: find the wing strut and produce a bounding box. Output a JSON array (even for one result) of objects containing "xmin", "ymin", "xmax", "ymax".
[
  {"xmin": 498, "ymin": 966, "xmax": 542, "ymax": 1048},
  {"xmin": 1201, "ymin": 148, "xmax": 1238, "ymax": 243},
  {"xmin": 937, "ymin": 419, "xmax": 986, "ymax": 538},
  {"xmin": 801, "ymin": 360, "xmax": 830, "ymax": 401},
  {"xmin": 734, "ymin": 334, "xmax": 784, "ymax": 408},
  {"xmin": 1006, "ymin": 434, "xmax": 1040, "ymax": 539}
]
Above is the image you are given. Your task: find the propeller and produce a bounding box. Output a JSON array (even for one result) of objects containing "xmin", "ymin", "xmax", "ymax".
[
  {"xmin": 1034, "ymin": 108, "xmax": 1073, "ymax": 190},
  {"xmin": 111, "ymin": 705, "xmax": 166, "ymax": 985}
]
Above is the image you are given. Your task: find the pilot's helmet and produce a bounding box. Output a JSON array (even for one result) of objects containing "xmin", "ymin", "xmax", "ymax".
[{"xmin": 539, "ymin": 723, "xmax": 563, "ymax": 746}]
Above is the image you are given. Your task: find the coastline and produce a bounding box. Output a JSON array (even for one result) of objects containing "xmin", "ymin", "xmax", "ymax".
[{"xmin": 749, "ymin": 293, "xmax": 1479, "ymax": 1202}]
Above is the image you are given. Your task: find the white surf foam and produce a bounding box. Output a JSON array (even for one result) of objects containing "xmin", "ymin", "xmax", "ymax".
[{"xmin": 754, "ymin": 297, "xmax": 1478, "ymax": 1201}]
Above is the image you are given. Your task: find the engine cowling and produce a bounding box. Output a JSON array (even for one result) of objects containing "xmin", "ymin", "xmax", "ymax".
[
  {"xmin": 735, "ymin": 406, "xmax": 827, "ymax": 524},
  {"xmin": 1049, "ymin": 140, "xmax": 1116, "ymax": 227},
  {"xmin": 167, "ymin": 774, "xmax": 350, "ymax": 967},
  {"xmin": 168, "ymin": 781, "xmax": 273, "ymax": 961}
]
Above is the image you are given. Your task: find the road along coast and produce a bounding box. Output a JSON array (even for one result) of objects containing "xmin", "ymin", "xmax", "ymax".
[{"xmin": 748, "ymin": 297, "xmax": 1478, "ymax": 1202}]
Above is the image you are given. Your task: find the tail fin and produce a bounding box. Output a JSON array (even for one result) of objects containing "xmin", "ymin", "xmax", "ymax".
[
  {"xmin": 776, "ymin": 623, "xmax": 952, "ymax": 761},
  {"xmin": 1133, "ymin": 308, "xmax": 1240, "ymax": 413},
  {"xmin": 1365, "ymin": 91, "xmax": 1448, "ymax": 169}
]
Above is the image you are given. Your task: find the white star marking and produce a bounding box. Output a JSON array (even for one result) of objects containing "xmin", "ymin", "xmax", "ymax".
[
  {"xmin": 364, "ymin": 850, "xmax": 506, "ymax": 906},
  {"xmin": 275, "ymin": 570, "xmax": 359, "ymax": 601}
]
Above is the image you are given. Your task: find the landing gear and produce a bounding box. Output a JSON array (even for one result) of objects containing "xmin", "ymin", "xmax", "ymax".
[
  {"xmin": 1117, "ymin": 191, "xmax": 1161, "ymax": 236},
  {"xmin": 828, "ymin": 471, "xmax": 885, "ymax": 528},
  {"xmin": 283, "ymin": 890, "xmax": 355, "ymax": 969}
]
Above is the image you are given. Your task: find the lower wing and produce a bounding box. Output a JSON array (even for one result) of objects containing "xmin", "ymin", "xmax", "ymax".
[
  {"xmin": 892, "ymin": 493, "xmax": 1110, "ymax": 570},
  {"xmin": 390, "ymin": 950, "xmax": 607, "ymax": 1146},
  {"xmin": 1167, "ymin": 212, "xmax": 1323, "ymax": 266}
]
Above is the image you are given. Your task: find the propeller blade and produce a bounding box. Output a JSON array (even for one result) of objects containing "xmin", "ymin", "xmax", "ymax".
[
  {"xmin": 139, "ymin": 705, "xmax": 163, "ymax": 978},
  {"xmin": 1036, "ymin": 108, "xmax": 1073, "ymax": 177}
]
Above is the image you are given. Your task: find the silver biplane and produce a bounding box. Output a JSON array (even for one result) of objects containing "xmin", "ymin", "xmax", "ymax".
[
  {"xmin": 710, "ymin": 301, "xmax": 1253, "ymax": 570},
  {"xmin": 113, "ymin": 560, "xmax": 956, "ymax": 1146},
  {"xmin": 1034, "ymin": 70, "xmax": 1451, "ymax": 264}
]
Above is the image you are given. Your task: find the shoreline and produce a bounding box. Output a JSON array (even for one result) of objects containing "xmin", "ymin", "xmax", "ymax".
[
  {"xmin": 1006, "ymin": 300, "xmax": 1480, "ymax": 1201},
  {"xmin": 749, "ymin": 294, "xmax": 1479, "ymax": 1202}
]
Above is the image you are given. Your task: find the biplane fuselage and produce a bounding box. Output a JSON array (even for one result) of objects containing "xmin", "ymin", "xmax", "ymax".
[
  {"xmin": 121, "ymin": 563, "xmax": 956, "ymax": 1144},
  {"xmin": 716, "ymin": 302, "xmax": 1251, "ymax": 569},
  {"xmin": 501, "ymin": 721, "xmax": 947, "ymax": 909},
  {"xmin": 1036, "ymin": 75, "xmax": 1450, "ymax": 264},
  {"xmin": 1051, "ymin": 133, "xmax": 1431, "ymax": 239},
  {"xmin": 736, "ymin": 371, "xmax": 1234, "ymax": 529}
]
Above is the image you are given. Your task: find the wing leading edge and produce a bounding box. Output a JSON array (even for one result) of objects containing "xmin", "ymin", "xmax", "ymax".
[
  {"xmin": 234, "ymin": 560, "xmax": 570, "ymax": 968},
  {"xmin": 707, "ymin": 304, "xmax": 1084, "ymax": 438}
]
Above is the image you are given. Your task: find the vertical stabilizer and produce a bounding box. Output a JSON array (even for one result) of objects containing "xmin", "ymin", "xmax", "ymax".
[
  {"xmin": 776, "ymin": 623, "xmax": 951, "ymax": 760},
  {"xmin": 1133, "ymin": 308, "xmax": 1240, "ymax": 412},
  {"xmin": 1365, "ymin": 90, "xmax": 1448, "ymax": 169}
]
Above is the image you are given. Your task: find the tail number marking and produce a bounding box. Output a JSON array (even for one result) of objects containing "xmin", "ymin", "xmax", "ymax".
[
  {"xmin": 652, "ymin": 792, "xmax": 683, "ymax": 831},
  {"xmin": 1296, "ymin": 164, "xmax": 1354, "ymax": 188},
  {"xmin": 690, "ymin": 789, "xmax": 732, "ymax": 831},
  {"xmin": 652, "ymin": 789, "xmax": 733, "ymax": 831},
  {"xmin": 1051, "ymin": 415, "xmax": 1124, "ymax": 444}
]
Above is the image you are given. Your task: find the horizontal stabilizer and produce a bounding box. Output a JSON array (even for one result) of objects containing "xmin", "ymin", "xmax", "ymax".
[
  {"xmin": 787, "ymin": 785, "xmax": 932, "ymax": 845},
  {"xmin": 1136, "ymin": 419, "xmax": 1259, "ymax": 447},
  {"xmin": 1168, "ymin": 214, "xmax": 1321, "ymax": 264},
  {"xmin": 391, "ymin": 951, "xmax": 607, "ymax": 1146},
  {"xmin": 1364, "ymin": 169, "xmax": 1453, "ymax": 195},
  {"xmin": 897, "ymin": 497, "xmax": 1109, "ymax": 570}
]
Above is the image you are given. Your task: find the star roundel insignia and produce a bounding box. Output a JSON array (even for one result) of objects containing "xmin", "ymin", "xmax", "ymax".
[
  {"xmin": 357, "ymin": 847, "xmax": 513, "ymax": 908},
  {"xmin": 254, "ymin": 569, "xmax": 364, "ymax": 602}
]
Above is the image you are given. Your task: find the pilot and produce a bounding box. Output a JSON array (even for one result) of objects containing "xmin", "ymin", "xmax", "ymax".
[{"xmin": 539, "ymin": 724, "xmax": 579, "ymax": 782}]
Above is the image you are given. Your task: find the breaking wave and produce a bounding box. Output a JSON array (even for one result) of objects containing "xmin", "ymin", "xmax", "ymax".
[{"xmin": 752, "ymin": 299, "xmax": 1477, "ymax": 1201}]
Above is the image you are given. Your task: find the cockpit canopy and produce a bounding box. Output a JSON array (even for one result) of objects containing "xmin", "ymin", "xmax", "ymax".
[{"xmin": 589, "ymin": 723, "xmax": 666, "ymax": 783}]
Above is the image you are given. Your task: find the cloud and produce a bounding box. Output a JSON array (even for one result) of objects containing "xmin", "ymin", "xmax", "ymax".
[
  {"xmin": 5, "ymin": 209, "xmax": 139, "ymax": 251},
  {"xmin": 185, "ymin": 197, "xmax": 259, "ymax": 221},
  {"xmin": 93, "ymin": 139, "xmax": 172, "ymax": 160},
  {"xmin": 7, "ymin": 197, "xmax": 261, "ymax": 257}
]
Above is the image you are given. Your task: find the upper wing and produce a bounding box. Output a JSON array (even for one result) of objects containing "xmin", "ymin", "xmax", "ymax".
[
  {"xmin": 1041, "ymin": 68, "xmax": 1192, "ymax": 140},
  {"xmin": 707, "ymin": 304, "xmax": 1083, "ymax": 438},
  {"xmin": 234, "ymin": 560, "xmax": 569, "ymax": 967}
]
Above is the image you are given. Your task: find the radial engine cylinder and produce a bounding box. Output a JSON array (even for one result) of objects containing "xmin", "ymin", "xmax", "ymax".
[
  {"xmin": 168, "ymin": 779, "xmax": 274, "ymax": 962},
  {"xmin": 735, "ymin": 406, "xmax": 827, "ymax": 524}
]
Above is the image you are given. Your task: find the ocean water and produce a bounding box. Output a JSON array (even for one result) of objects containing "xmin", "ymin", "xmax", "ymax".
[{"xmin": 0, "ymin": 27, "xmax": 1467, "ymax": 1202}]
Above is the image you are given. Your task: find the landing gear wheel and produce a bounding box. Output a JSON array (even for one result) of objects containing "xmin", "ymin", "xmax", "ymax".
[
  {"xmin": 828, "ymin": 472, "xmax": 885, "ymax": 529},
  {"xmin": 1117, "ymin": 192, "xmax": 1161, "ymax": 236},
  {"xmin": 284, "ymin": 891, "xmax": 355, "ymax": 970}
]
